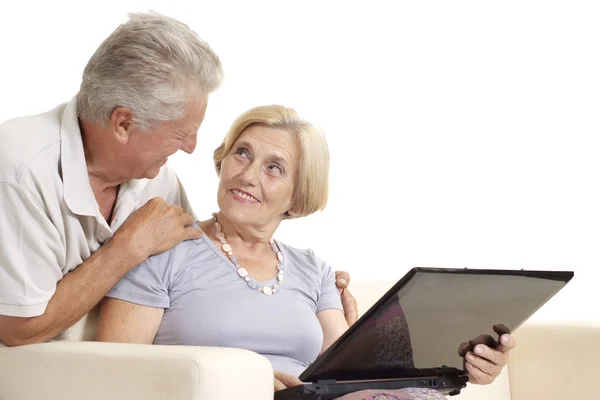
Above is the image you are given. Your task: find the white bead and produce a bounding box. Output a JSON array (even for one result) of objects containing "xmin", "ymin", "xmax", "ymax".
[{"xmin": 213, "ymin": 218, "xmax": 284, "ymax": 293}]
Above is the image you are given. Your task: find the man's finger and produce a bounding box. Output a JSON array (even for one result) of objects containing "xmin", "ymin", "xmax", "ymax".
[
  {"xmin": 473, "ymin": 344, "xmax": 504, "ymax": 366},
  {"xmin": 184, "ymin": 226, "xmax": 203, "ymax": 240},
  {"xmin": 181, "ymin": 212, "xmax": 195, "ymax": 226},
  {"xmin": 335, "ymin": 271, "xmax": 350, "ymax": 289},
  {"xmin": 466, "ymin": 351, "xmax": 500, "ymax": 375},
  {"xmin": 496, "ymin": 333, "xmax": 516, "ymax": 353}
]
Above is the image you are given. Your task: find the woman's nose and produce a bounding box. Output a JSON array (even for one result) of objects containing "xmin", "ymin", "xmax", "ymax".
[{"xmin": 240, "ymin": 163, "xmax": 260, "ymax": 186}]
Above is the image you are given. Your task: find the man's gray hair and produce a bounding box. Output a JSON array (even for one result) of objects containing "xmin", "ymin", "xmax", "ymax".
[{"xmin": 77, "ymin": 12, "xmax": 223, "ymax": 131}]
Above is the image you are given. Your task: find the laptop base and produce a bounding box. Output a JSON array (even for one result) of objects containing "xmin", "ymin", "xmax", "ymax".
[{"xmin": 275, "ymin": 375, "xmax": 469, "ymax": 400}]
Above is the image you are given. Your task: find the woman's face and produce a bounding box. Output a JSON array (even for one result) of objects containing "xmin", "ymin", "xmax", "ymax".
[{"xmin": 217, "ymin": 125, "xmax": 300, "ymax": 228}]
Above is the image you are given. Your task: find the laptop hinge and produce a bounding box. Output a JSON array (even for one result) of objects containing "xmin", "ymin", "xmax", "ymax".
[{"xmin": 315, "ymin": 379, "xmax": 337, "ymax": 385}]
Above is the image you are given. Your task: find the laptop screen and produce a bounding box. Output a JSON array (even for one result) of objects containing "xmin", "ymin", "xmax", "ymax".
[{"xmin": 300, "ymin": 268, "xmax": 573, "ymax": 382}]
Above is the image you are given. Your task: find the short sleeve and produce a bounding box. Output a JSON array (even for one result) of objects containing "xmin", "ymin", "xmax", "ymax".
[
  {"xmin": 315, "ymin": 255, "xmax": 344, "ymax": 313},
  {"xmin": 105, "ymin": 251, "xmax": 172, "ymax": 309},
  {"xmin": 0, "ymin": 183, "xmax": 64, "ymax": 317}
]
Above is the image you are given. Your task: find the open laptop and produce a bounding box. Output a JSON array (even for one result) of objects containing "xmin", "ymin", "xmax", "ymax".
[{"xmin": 275, "ymin": 267, "xmax": 574, "ymax": 400}]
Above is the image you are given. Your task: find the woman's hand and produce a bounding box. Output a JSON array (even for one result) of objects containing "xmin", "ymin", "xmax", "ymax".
[
  {"xmin": 335, "ymin": 270, "xmax": 358, "ymax": 326},
  {"xmin": 458, "ymin": 324, "xmax": 517, "ymax": 385},
  {"xmin": 273, "ymin": 371, "xmax": 303, "ymax": 391}
]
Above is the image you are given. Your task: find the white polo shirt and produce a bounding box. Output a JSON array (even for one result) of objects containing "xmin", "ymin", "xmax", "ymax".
[{"xmin": 0, "ymin": 96, "xmax": 194, "ymax": 317}]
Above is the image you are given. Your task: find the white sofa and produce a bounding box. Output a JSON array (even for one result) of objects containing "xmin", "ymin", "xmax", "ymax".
[{"xmin": 0, "ymin": 281, "xmax": 597, "ymax": 400}]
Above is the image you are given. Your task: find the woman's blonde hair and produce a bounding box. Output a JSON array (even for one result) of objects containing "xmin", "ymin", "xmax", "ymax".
[{"xmin": 214, "ymin": 105, "xmax": 329, "ymax": 219}]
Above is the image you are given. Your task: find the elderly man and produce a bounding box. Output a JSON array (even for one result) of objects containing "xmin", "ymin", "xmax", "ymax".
[{"xmin": 0, "ymin": 12, "xmax": 357, "ymax": 347}]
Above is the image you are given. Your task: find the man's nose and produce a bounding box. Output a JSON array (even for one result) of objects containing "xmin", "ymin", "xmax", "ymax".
[{"xmin": 180, "ymin": 134, "xmax": 197, "ymax": 154}]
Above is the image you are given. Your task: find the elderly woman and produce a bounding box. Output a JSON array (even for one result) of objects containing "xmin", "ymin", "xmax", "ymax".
[{"xmin": 96, "ymin": 105, "xmax": 515, "ymax": 400}]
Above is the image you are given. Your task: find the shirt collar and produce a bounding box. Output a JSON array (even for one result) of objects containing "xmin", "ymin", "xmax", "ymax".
[
  {"xmin": 60, "ymin": 95, "xmax": 151, "ymax": 217},
  {"xmin": 60, "ymin": 95, "xmax": 98, "ymax": 217}
]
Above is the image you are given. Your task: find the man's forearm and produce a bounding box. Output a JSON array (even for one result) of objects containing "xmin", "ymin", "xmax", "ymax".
[{"xmin": 0, "ymin": 237, "xmax": 145, "ymax": 346}]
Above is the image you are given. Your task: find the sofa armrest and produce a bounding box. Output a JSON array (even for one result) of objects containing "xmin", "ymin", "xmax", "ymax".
[
  {"xmin": 508, "ymin": 321, "xmax": 600, "ymax": 400},
  {"xmin": 0, "ymin": 341, "xmax": 274, "ymax": 400}
]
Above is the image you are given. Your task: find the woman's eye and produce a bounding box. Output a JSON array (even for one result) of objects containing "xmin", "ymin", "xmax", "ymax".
[
  {"xmin": 268, "ymin": 164, "xmax": 283, "ymax": 174},
  {"xmin": 235, "ymin": 148, "xmax": 249, "ymax": 158}
]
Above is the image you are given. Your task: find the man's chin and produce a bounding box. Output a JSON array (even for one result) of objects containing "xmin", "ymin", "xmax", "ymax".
[{"xmin": 141, "ymin": 166, "xmax": 162, "ymax": 179}]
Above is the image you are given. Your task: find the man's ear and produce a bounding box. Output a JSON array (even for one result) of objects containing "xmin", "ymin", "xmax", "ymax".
[{"xmin": 111, "ymin": 107, "xmax": 135, "ymax": 144}]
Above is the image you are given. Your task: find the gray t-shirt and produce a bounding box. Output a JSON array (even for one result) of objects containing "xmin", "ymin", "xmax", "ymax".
[{"xmin": 106, "ymin": 233, "xmax": 343, "ymax": 377}]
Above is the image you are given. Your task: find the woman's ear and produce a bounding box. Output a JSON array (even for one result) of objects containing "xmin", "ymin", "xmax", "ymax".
[{"xmin": 283, "ymin": 210, "xmax": 296, "ymax": 219}]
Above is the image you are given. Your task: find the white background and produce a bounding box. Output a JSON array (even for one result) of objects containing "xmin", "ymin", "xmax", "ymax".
[{"xmin": 1, "ymin": 1, "xmax": 598, "ymax": 322}]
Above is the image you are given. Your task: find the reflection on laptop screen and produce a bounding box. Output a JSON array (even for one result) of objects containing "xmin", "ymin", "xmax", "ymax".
[{"xmin": 301, "ymin": 269, "xmax": 571, "ymax": 382}]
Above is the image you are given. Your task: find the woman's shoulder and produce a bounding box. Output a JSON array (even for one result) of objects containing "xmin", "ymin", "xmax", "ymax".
[
  {"xmin": 142, "ymin": 231, "xmax": 219, "ymax": 273},
  {"xmin": 276, "ymin": 240, "xmax": 331, "ymax": 274},
  {"xmin": 276, "ymin": 240, "xmax": 316, "ymax": 260}
]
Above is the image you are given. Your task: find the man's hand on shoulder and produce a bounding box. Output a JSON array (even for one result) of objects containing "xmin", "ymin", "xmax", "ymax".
[{"xmin": 114, "ymin": 197, "xmax": 203, "ymax": 261}]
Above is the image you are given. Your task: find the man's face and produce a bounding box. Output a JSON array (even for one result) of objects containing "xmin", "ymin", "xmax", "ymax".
[{"xmin": 125, "ymin": 96, "xmax": 208, "ymax": 179}]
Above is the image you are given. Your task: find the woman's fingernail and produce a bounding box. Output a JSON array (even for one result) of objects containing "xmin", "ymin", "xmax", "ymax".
[
  {"xmin": 466, "ymin": 352, "xmax": 475, "ymax": 361},
  {"xmin": 501, "ymin": 335, "xmax": 510, "ymax": 344},
  {"xmin": 338, "ymin": 279, "xmax": 347, "ymax": 286},
  {"xmin": 475, "ymin": 346, "xmax": 484, "ymax": 354}
]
